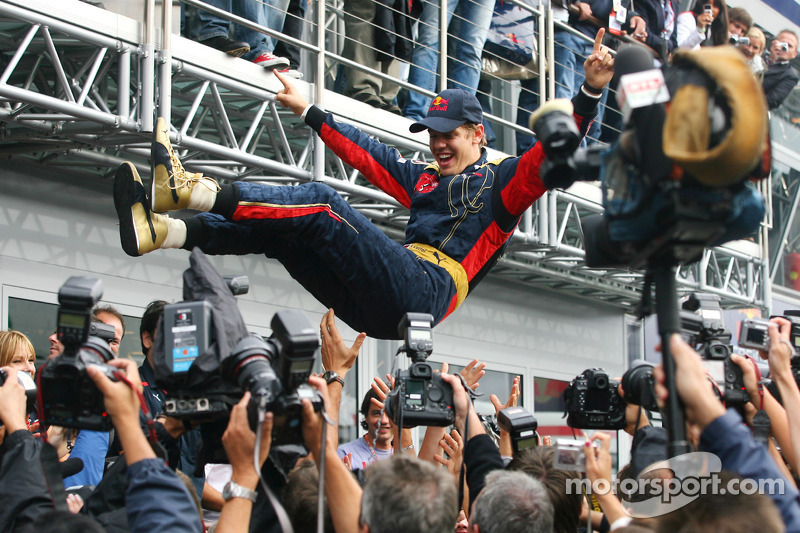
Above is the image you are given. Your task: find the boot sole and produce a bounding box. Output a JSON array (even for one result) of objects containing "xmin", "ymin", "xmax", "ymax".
[
  {"xmin": 151, "ymin": 117, "xmax": 181, "ymax": 213},
  {"xmin": 113, "ymin": 162, "xmax": 143, "ymax": 257}
]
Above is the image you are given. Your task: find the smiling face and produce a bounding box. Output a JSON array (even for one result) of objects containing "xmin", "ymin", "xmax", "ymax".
[
  {"xmin": 428, "ymin": 124, "xmax": 484, "ymax": 176},
  {"xmin": 365, "ymin": 406, "xmax": 393, "ymax": 449}
]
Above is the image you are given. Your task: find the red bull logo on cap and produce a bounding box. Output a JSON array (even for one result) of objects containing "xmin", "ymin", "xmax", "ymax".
[{"xmin": 429, "ymin": 96, "xmax": 449, "ymax": 112}]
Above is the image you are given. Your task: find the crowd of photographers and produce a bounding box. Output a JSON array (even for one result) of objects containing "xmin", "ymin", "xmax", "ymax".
[{"xmin": 5, "ymin": 272, "xmax": 800, "ymax": 532}]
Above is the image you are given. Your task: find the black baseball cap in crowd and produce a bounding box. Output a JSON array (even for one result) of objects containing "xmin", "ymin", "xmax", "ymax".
[{"xmin": 409, "ymin": 89, "xmax": 483, "ymax": 133}]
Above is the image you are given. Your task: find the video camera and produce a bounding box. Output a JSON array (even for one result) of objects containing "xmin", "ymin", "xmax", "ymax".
[
  {"xmin": 563, "ymin": 368, "xmax": 626, "ymax": 430},
  {"xmin": 384, "ymin": 313, "xmax": 455, "ymax": 428},
  {"xmin": 152, "ymin": 249, "xmax": 322, "ymax": 446},
  {"xmin": 679, "ymin": 293, "xmax": 748, "ymax": 407},
  {"xmin": 531, "ymin": 45, "xmax": 768, "ymax": 271},
  {"xmin": 38, "ymin": 277, "xmax": 119, "ymax": 431}
]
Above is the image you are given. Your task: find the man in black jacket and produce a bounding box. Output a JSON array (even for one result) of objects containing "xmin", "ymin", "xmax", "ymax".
[{"xmin": 763, "ymin": 30, "xmax": 799, "ymax": 110}]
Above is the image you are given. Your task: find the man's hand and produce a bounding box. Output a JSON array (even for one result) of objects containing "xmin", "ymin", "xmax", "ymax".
[
  {"xmin": 730, "ymin": 354, "xmax": 762, "ymax": 411},
  {"xmin": 302, "ymin": 375, "xmax": 334, "ymax": 460},
  {"xmin": 584, "ymin": 29, "xmax": 615, "ymax": 90},
  {"xmin": 274, "ymin": 69, "xmax": 310, "ymax": 116},
  {"xmin": 459, "ymin": 360, "xmax": 486, "ymax": 391},
  {"xmin": 222, "ymin": 392, "xmax": 273, "ymax": 487},
  {"xmin": 434, "ymin": 429, "xmax": 464, "ymax": 477},
  {"xmin": 628, "ymin": 15, "xmax": 647, "ymax": 38},
  {"xmin": 762, "ymin": 318, "xmax": 796, "ymax": 379},
  {"xmin": 87, "ymin": 359, "xmax": 140, "ymax": 424},
  {"xmin": 653, "ymin": 335, "xmax": 726, "ymax": 430},
  {"xmin": 575, "ymin": 2, "xmax": 593, "ymax": 20},
  {"xmin": 320, "ymin": 309, "xmax": 364, "ymax": 379},
  {"xmin": 0, "ymin": 367, "xmax": 28, "ymax": 433},
  {"xmin": 618, "ymin": 383, "xmax": 650, "ymax": 436},
  {"xmin": 490, "ymin": 375, "xmax": 520, "ymax": 414}
]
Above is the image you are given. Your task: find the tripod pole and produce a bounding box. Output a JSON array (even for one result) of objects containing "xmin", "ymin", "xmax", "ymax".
[{"xmin": 653, "ymin": 265, "xmax": 692, "ymax": 457}]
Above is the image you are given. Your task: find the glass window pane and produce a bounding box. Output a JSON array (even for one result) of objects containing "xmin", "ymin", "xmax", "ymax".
[{"xmin": 8, "ymin": 297, "xmax": 143, "ymax": 366}]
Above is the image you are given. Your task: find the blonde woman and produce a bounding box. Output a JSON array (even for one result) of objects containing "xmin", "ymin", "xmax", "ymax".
[{"xmin": 0, "ymin": 330, "xmax": 36, "ymax": 378}]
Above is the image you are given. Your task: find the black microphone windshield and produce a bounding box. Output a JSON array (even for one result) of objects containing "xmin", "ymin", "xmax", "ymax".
[
  {"xmin": 60, "ymin": 457, "xmax": 85, "ymax": 479},
  {"xmin": 611, "ymin": 46, "xmax": 655, "ymax": 89}
]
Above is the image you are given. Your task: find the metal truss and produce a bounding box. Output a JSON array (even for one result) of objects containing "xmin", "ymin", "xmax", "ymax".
[{"xmin": 0, "ymin": 0, "xmax": 771, "ymax": 313}]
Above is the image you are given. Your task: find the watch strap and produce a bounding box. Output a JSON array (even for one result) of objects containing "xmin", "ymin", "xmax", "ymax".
[
  {"xmin": 223, "ymin": 480, "xmax": 258, "ymax": 502},
  {"xmin": 323, "ymin": 371, "xmax": 345, "ymax": 387}
]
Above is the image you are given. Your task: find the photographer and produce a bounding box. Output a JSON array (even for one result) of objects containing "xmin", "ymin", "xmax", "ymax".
[
  {"xmin": 755, "ymin": 317, "xmax": 800, "ymax": 476},
  {"xmin": 0, "ymin": 367, "xmax": 56, "ymax": 531},
  {"xmin": 763, "ymin": 30, "xmax": 799, "ymax": 109},
  {"xmin": 87, "ymin": 358, "xmax": 203, "ymax": 533},
  {"xmin": 653, "ymin": 334, "xmax": 800, "ymax": 530}
]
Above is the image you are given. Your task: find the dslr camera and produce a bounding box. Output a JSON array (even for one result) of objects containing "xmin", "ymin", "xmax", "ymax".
[
  {"xmin": 221, "ymin": 310, "xmax": 323, "ymax": 445},
  {"xmin": 680, "ymin": 292, "xmax": 748, "ymax": 407},
  {"xmin": 39, "ymin": 276, "xmax": 119, "ymax": 430},
  {"xmin": 384, "ymin": 313, "xmax": 455, "ymax": 428},
  {"xmin": 563, "ymin": 368, "xmax": 626, "ymax": 430}
]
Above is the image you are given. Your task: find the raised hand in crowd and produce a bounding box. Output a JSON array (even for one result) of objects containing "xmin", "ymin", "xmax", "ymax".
[
  {"xmin": 490, "ymin": 375, "xmax": 520, "ymax": 456},
  {"xmin": 585, "ymin": 432, "xmax": 629, "ymax": 527},
  {"xmin": 302, "ymin": 375, "xmax": 362, "ymax": 533},
  {"xmin": 0, "ymin": 367, "xmax": 28, "ymax": 434},
  {"xmin": 459, "ymin": 359, "xmax": 486, "ymax": 390},
  {"xmin": 759, "ymin": 317, "xmax": 800, "ymax": 474},
  {"xmin": 434, "ymin": 429, "xmax": 464, "ymax": 478},
  {"xmin": 319, "ymin": 308, "xmax": 364, "ymax": 445},
  {"xmin": 215, "ymin": 392, "xmax": 274, "ymax": 533}
]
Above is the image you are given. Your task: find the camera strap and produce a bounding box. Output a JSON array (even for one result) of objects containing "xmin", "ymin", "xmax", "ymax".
[
  {"xmin": 39, "ymin": 440, "xmax": 69, "ymax": 512},
  {"xmin": 457, "ymin": 375, "xmax": 480, "ymax": 510},
  {"xmin": 751, "ymin": 409, "xmax": 770, "ymax": 445}
]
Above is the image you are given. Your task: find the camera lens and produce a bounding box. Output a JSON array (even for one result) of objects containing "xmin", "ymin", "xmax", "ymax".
[{"xmin": 223, "ymin": 335, "xmax": 282, "ymax": 401}]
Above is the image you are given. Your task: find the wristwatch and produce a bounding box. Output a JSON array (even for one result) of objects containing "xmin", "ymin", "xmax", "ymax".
[
  {"xmin": 323, "ymin": 370, "xmax": 346, "ymax": 387},
  {"xmin": 222, "ymin": 480, "xmax": 257, "ymax": 503}
]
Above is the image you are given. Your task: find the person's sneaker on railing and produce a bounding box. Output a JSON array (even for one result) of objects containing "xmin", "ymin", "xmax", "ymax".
[{"xmin": 192, "ymin": 0, "xmax": 292, "ymax": 71}]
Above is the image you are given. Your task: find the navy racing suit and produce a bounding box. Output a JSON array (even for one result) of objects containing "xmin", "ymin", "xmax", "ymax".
[{"xmin": 189, "ymin": 92, "xmax": 599, "ymax": 339}]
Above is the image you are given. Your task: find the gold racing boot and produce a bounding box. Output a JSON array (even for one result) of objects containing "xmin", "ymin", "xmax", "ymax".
[
  {"xmin": 151, "ymin": 117, "xmax": 220, "ymax": 213},
  {"xmin": 114, "ymin": 162, "xmax": 170, "ymax": 257}
]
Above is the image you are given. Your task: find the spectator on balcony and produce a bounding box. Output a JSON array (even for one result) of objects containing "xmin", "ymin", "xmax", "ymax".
[
  {"xmin": 737, "ymin": 27, "xmax": 766, "ymax": 79},
  {"xmin": 763, "ymin": 30, "xmax": 799, "ymax": 110},
  {"xmin": 194, "ymin": 0, "xmax": 291, "ymax": 70},
  {"xmin": 546, "ymin": 0, "xmax": 644, "ymax": 145},
  {"xmin": 340, "ymin": 0, "xmax": 421, "ymax": 114},
  {"xmin": 402, "ymin": 0, "xmax": 495, "ymax": 121},
  {"xmin": 727, "ymin": 7, "xmax": 752, "ymax": 40},
  {"xmin": 631, "ymin": 0, "xmax": 678, "ymax": 63},
  {"xmin": 272, "ymin": 0, "xmax": 306, "ymax": 78},
  {"xmin": 676, "ymin": 0, "xmax": 729, "ymax": 50}
]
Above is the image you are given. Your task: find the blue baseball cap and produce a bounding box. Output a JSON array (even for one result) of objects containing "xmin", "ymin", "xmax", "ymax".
[{"xmin": 409, "ymin": 89, "xmax": 483, "ymax": 133}]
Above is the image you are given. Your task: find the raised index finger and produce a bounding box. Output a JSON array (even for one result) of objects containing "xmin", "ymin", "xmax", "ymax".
[{"xmin": 593, "ymin": 28, "xmax": 605, "ymax": 54}]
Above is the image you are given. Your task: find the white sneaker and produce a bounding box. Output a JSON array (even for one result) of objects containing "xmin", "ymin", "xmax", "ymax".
[
  {"xmin": 277, "ymin": 68, "xmax": 303, "ymax": 79},
  {"xmin": 252, "ymin": 52, "xmax": 290, "ymax": 69}
]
